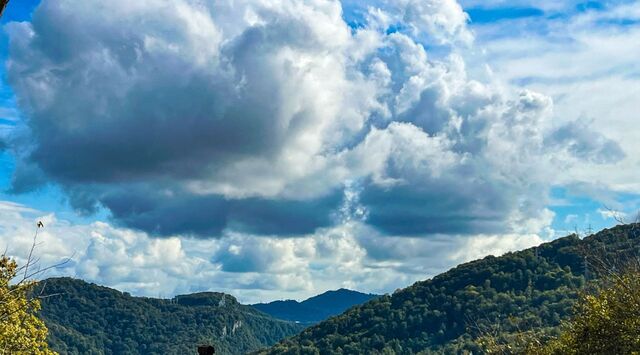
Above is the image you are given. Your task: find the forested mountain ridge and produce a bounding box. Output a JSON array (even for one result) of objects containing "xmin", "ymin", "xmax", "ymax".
[
  {"xmin": 36, "ymin": 278, "xmax": 305, "ymax": 355},
  {"xmin": 252, "ymin": 289, "xmax": 379, "ymax": 325},
  {"xmin": 260, "ymin": 224, "xmax": 640, "ymax": 354}
]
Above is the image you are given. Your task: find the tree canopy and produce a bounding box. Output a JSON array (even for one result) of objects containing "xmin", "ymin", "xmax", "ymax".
[
  {"xmin": 260, "ymin": 224, "xmax": 640, "ymax": 354},
  {"xmin": 0, "ymin": 255, "xmax": 54, "ymax": 354},
  {"xmin": 37, "ymin": 278, "xmax": 304, "ymax": 354},
  {"xmin": 528, "ymin": 268, "xmax": 640, "ymax": 354}
]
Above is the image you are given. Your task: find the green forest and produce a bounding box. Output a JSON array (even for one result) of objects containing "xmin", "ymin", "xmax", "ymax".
[
  {"xmin": 29, "ymin": 224, "xmax": 640, "ymax": 354},
  {"xmin": 260, "ymin": 224, "xmax": 640, "ymax": 354},
  {"xmin": 35, "ymin": 278, "xmax": 304, "ymax": 355}
]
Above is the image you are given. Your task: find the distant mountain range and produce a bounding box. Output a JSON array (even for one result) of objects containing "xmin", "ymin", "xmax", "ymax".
[
  {"xmin": 252, "ymin": 289, "xmax": 379, "ymax": 325},
  {"xmin": 38, "ymin": 225, "xmax": 640, "ymax": 354},
  {"xmin": 260, "ymin": 224, "xmax": 640, "ymax": 354},
  {"xmin": 36, "ymin": 278, "xmax": 378, "ymax": 354}
]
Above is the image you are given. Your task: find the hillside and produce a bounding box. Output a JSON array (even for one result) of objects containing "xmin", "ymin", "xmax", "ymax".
[
  {"xmin": 252, "ymin": 289, "xmax": 379, "ymax": 325},
  {"xmin": 35, "ymin": 278, "xmax": 305, "ymax": 355},
  {"xmin": 260, "ymin": 224, "xmax": 640, "ymax": 354}
]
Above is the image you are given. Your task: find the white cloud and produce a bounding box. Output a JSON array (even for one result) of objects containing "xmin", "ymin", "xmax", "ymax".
[
  {"xmin": 597, "ymin": 208, "xmax": 626, "ymax": 221},
  {"xmin": 468, "ymin": 1, "xmax": 640, "ymax": 197},
  {"xmin": 1, "ymin": 0, "xmax": 634, "ymax": 300},
  {"xmin": 0, "ymin": 201, "xmax": 550, "ymax": 302},
  {"xmin": 4, "ymin": 0, "xmax": 616, "ymax": 238},
  {"xmin": 343, "ymin": 0, "xmax": 473, "ymax": 45},
  {"xmin": 564, "ymin": 213, "xmax": 579, "ymax": 225}
]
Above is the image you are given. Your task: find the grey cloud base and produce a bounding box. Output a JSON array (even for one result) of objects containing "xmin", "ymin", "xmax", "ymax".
[
  {"xmin": 94, "ymin": 186, "xmax": 343, "ymax": 237},
  {"xmin": 5, "ymin": 0, "xmax": 624, "ymax": 238}
]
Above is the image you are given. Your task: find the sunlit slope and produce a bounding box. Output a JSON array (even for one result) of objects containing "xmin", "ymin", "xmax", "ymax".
[
  {"xmin": 37, "ymin": 278, "xmax": 304, "ymax": 355},
  {"xmin": 261, "ymin": 224, "xmax": 639, "ymax": 354}
]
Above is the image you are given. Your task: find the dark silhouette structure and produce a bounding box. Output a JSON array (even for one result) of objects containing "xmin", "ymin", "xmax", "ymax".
[
  {"xmin": 197, "ymin": 345, "xmax": 215, "ymax": 355},
  {"xmin": 0, "ymin": 0, "xmax": 9, "ymax": 19}
]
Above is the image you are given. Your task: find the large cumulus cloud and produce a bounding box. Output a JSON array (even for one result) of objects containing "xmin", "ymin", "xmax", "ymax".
[{"xmin": 5, "ymin": 0, "xmax": 623, "ymax": 237}]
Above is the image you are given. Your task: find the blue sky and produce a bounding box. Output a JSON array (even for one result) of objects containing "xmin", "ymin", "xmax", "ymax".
[{"xmin": 0, "ymin": 0, "xmax": 639, "ymax": 302}]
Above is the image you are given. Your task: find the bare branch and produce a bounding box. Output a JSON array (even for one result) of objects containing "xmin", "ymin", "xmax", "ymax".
[
  {"xmin": 23, "ymin": 223, "xmax": 42, "ymax": 279},
  {"xmin": 602, "ymin": 205, "xmax": 627, "ymax": 225}
]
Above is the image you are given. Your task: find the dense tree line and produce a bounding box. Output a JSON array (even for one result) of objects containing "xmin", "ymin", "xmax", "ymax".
[
  {"xmin": 36, "ymin": 278, "xmax": 304, "ymax": 354},
  {"xmin": 536, "ymin": 269, "xmax": 640, "ymax": 354},
  {"xmin": 260, "ymin": 224, "xmax": 640, "ymax": 354}
]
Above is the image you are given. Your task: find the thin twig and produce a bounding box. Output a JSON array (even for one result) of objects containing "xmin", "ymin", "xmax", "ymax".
[{"xmin": 23, "ymin": 225, "xmax": 40, "ymax": 280}]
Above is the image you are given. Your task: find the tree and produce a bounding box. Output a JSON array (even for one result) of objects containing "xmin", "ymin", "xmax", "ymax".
[
  {"xmin": 534, "ymin": 270, "xmax": 640, "ymax": 354},
  {"xmin": 0, "ymin": 254, "xmax": 55, "ymax": 354},
  {"xmin": 481, "ymin": 246, "xmax": 640, "ymax": 355}
]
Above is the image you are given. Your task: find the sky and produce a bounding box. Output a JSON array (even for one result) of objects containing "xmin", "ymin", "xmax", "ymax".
[{"xmin": 0, "ymin": 0, "xmax": 639, "ymax": 303}]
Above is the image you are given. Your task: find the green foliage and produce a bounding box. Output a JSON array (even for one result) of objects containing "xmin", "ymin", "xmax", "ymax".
[
  {"xmin": 259, "ymin": 224, "xmax": 640, "ymax": 354},
  {"xmin": 533, "ymin": 270, "xmax": 640, "ymax": 354},
  {"xmin": 0, "ymin": 255, "xmax": 55, "ymax": 354},
  {"xmin": 37, "ymin": 278, "xmax": 304, "ymax": 355}
]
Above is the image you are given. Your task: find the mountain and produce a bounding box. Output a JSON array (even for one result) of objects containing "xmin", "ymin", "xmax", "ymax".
[
  {"xmin": 35, "ymin": 278, "xmax": 305, "ymax": 355},
  {"xmin": 260, "ymin": 224, "xmax": 640, "ymax": 354},
  {"xmin": 252, "ymin": 289, "xmax": 379, "ymax": 325}
]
